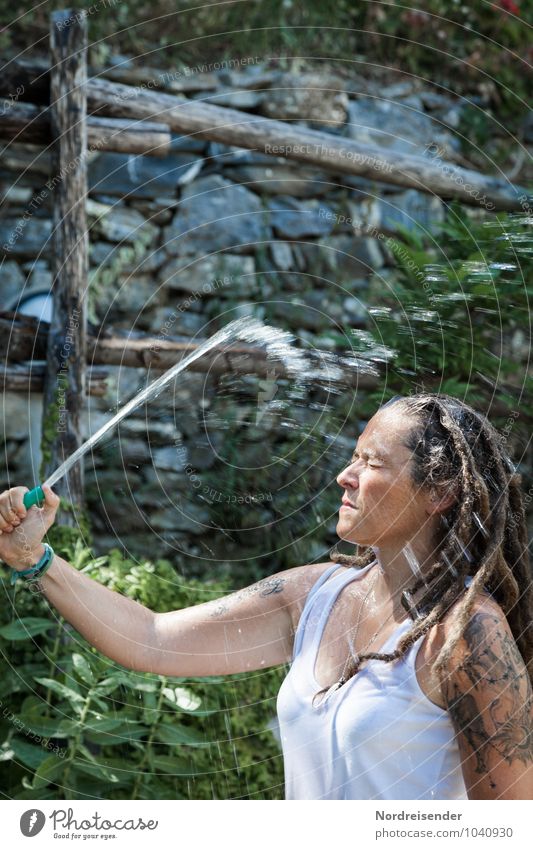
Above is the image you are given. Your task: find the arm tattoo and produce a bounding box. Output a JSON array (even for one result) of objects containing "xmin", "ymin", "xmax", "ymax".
[
  {"xmin": 444, "ymin": 609, "xmax": 533, "ymax": 773},
  {"xmin": 208, "ymin": 577, "xmax": 286, "ymax": 618},
  {"xmin": 445, "ymin": 687, "xmax": 494, "ymax": 774}
]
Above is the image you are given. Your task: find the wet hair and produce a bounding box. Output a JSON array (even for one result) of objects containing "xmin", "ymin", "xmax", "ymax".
[{"xmin": 319, "ymin": 392, "xmax": 532, "ymax": 705}]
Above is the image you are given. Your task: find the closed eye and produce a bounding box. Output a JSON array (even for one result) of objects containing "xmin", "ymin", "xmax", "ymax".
[{"xmin": 351, "ymin": 452, "xmax": 382, "ymax": 467}]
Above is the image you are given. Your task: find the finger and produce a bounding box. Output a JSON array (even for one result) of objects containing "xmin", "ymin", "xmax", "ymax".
[
  {"xmin": 7, "ymin": 487, "xmax": 29, "ymax": 518},
  {"xmin": 0, "ymin": 487, "xmax": 27, "ymax": 527},
  {"xmin": 0, "ymin": 507, "xmax": 14, "ymax": 525},
  {"xmin": 41, "ymin": 485, "xmax": 60, "ymax": 513},
  {"xmin": 0, "ymin": 512, "xmax": 17, "ymax": 530},
  {"xmin": 42, "ymin": 484, "xmax": 60, "ymax": 506}
]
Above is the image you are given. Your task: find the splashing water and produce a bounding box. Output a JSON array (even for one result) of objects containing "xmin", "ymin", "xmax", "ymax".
[
  {"xmin": 403, "ymin": 542, "xmax": 428, "ymax": 587},
  {"xmin": 42, "ymin": 316, "xmax": 374, "ymax": 491}
]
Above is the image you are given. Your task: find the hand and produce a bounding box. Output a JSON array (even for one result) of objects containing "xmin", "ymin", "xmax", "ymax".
[{"xmin": 0, "ymin": 485, "xmax": 60, "ymax": 570}]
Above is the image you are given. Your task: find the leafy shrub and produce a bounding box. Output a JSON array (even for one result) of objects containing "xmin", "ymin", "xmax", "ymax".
[
  {"xmin": 353, "ymin": 207, "xmax": 532, "ymax": 444},
  {"xmin": 0, "ymin": 540, "xmax": 286, "ymax": 799}
]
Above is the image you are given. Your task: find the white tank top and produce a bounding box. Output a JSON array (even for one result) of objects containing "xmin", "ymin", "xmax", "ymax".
[{"xmin": 276, "ymin": 561, "xmax": 469, "ymax": 800}]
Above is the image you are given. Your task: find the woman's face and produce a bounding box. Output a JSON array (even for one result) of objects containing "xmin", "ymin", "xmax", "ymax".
[{"xmin": 336, "ymin": 406, "xmax": 434, "ymax": 548}]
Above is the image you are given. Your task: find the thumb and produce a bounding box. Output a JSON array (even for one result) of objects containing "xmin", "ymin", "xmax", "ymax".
[{"xmin": 40, "ymin": 484, "xmax": 61, "ymax": 523}]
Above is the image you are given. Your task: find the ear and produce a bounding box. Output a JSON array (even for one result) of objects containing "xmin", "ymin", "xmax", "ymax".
[{"xmin": 425, "ymin": 486, "xmax": 456, "ymax": 516}]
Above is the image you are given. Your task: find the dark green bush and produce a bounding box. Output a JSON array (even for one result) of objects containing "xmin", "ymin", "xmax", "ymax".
[
  {"xmin": 0, "ymin": 540, "xmax": 286, "ymax": 799},
  {"xmin": 354, "ymin": 207, "xmax": 533, "ymax": 442}
]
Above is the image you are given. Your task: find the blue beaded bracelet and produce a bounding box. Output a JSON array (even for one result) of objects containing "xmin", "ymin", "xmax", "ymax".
[{"xmin": 10, "ymin": 543, "xmax": 55, "ymax": 586}]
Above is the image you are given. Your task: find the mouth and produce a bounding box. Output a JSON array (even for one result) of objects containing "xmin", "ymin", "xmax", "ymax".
[{"xmin": 340, "ymin": 500, "xmax": 357, "ymax": 511}]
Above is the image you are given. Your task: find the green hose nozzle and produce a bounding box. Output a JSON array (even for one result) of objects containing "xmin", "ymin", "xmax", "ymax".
[{"xmin": 23, "ymin": 486, "xmax": 45, "ymax": 509}]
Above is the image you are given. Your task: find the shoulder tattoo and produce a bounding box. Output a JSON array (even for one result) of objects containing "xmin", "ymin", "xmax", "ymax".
[{"xmin": 443, "ymin": 609, "xmax": 533, "ymax": 773}]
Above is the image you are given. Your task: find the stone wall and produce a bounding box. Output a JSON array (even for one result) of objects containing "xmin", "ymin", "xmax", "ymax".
[{"xmin": 0, "ymin": 61, "xmax": 467, "ymax": 577}]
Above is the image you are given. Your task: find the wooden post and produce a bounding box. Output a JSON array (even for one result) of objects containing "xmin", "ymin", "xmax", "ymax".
[{"xmin": 41, "ymin": 10, "xmax": 88, "ymax": 523}]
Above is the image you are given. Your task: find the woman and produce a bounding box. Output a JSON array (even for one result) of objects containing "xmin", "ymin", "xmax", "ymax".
[{"xmin": 0, "ymin": 393, "xmax": 531, "ymax": 800}]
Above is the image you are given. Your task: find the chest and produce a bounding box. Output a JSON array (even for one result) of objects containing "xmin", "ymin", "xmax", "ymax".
[{"xmin": 313, "ymin": 588, "xmax": 447, "ymax": 710}]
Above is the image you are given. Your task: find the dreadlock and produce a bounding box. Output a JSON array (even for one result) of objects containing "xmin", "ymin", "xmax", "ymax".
[{"xmin": 316, "ymin": 393, "xmax": 532, "ymax": 706}]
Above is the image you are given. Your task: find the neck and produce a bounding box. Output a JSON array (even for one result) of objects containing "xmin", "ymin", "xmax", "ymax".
[{"xmin": 370, "ymin": 528, "xmax": 440, "ymax": 619}]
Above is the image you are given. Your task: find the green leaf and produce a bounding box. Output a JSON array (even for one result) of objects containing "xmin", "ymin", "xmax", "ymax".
[
  {"xmin": 82, "ymin": 716, "xmax": 127, "ymax": 733},
  {"xmin": 32, "ymin": 754, "xmax": 65, "ymax": 789},
  {"xmin": 13, "ymin": 775, "xmax": 57, "ymax": 799},
  {"xmin": 34, "ymin": 677, "xmax": 86, "ymax": 705},
  {"xmin": 93, "ymin": 674, "xmax": 126, "ymax": 696},
  {"xmin": 75, "ymin": 744, "xmax": 120, "ymax": 782},
  {"xmin": 72, "ymin": 653, "xmax": 95, "ymax": 685},
  {"xmin": 14, "ymin": 713, "xmax": 77, "ymax": 738},
  {"xmin": 162, "ymin": 686, "xmax": 202, "ymax": 713},
  {"xmin": 149, "ymin": 754, "xmax": 201, "ymax": 775},
  {"xmin": 0, "ymin": 618, "xmax": 54, "ymax": 640},
  {"xmin": 88, "ymin": 694, "xmax": 109, "ymax": 712},
  {"xmin": 125, "ymin": 678, "xmax": 159, "ymax": 693},
  {"xmin": 155, "ymin": 723, "xmax": 207, "ymax": 747},
  {"xmin": 15, "ymin": 784, "xmax": 57, "ymax": 799},
  {"xmin": 74, "ymin": 760, "xmax": 121, "ymax": 782},
  {"xmin": 85, "ymin": 726, "xmax": 147, "ymax": 746},
  {"xmin": 0, "ymin": 669, "xmax": 29, "ymax": 699},
  {"xmin": 9, "ymin": 737, "xmax": 56, "ymax": 770},
  {"xmin": 81, "ymin": 713, "xmax": 146, "ymax": 746}
]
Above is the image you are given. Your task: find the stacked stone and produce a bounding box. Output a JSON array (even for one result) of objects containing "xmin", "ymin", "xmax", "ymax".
[{"xmin": 1, "ymin": 61, "xmax": 466, "ymax": 564}]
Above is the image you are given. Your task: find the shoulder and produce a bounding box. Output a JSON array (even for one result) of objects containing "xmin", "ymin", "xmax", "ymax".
[
  {"xmin": 428, "ymin": 591, "xmax": 528, "ymax": 706},
  {"xmin": 422, "ymin": 592, "xmax": 514, "ymax": 698},
  {"xmin": 432, "ymin": 591, "xmax": 513, "ymax": 665},
  {"xmin": 285, "ymin": 561, "xmax": 346, "ymax": 634}
]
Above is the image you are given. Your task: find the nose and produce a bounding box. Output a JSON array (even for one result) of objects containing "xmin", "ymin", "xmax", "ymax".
[{"xmin": 336, "ymin": 460, "xmax": 360, "ymax": 490}]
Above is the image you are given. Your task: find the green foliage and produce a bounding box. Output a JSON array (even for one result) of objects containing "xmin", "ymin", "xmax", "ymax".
[
  {"xmin": 350, "ymin": 1, "xmax": 529, "ymax": 126},
  {"xmin": 39, "ymin": 386, "xmax": 63, "ymax": 480},
  {"xmin": 351, "ymin": 206, "xmax": 532, "ymax": 441},
  {"xmin": 0, "ymin": 541, "xmax": 285, "ymax": 799}
]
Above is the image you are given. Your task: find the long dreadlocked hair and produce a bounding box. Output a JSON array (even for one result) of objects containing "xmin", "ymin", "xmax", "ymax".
[{"xmin": 317, "ymin": 393, "xmax": 532, "ymax": 706}]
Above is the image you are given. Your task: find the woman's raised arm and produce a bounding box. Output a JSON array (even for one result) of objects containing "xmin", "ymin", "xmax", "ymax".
[
  {"xmin": 0, "ymin": 485, "xmax": 330, "ymax": 678},
  {"xmin": 440, "ymin": 599, "xmax": 533, "ymax": 800}
]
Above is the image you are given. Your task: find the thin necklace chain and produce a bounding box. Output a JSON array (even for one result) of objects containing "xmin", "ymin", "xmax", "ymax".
[
  {"xmin": 342, "ymin": 567, "xmax": 380, "ymax": 667},
  {"xmin": 316, "ymin": 563, "xmax": 407, "ymax": 706}
]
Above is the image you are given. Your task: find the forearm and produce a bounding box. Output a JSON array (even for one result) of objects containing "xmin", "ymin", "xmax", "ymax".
[{"xmin": 31, "ymin": 549, "xmax": 156, "ymax": 673}]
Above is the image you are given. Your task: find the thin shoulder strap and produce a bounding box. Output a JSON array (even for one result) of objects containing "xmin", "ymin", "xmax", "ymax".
[{"xmin": 292, "ymin": 563, "xmax": 343, "ymax": 661}]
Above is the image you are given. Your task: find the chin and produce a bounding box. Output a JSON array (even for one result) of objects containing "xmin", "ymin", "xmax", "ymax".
[
  {"xmin": 335, "ymin": 519, "xmax": 375, "ymax": 546},
  {"xmin": 336, "ymin": 521, "xmax": 369, "ymax": 547}
]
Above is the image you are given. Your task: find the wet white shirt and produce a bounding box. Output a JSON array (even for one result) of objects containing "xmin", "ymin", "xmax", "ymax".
[{"xmin": 276, "ymin": 561, "xmax": 468, "ymax": 800}]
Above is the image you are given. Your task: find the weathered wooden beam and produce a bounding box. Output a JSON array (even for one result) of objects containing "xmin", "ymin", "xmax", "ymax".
[
  {"xmin": 87, "ymin": 329, "xmax": 381, "ymax": 388},
  {"xmin": 0, "ymin": 57, "xmax": 529, "ymax": 211},
  {"xmin": 1, "ymin": 363, "xmax": 108, "ymax": 396},
  {"xmin": 1, "ymin": 313, "xmax": 528, "ymax": 419},
  {"xmin": 42, "ymin": 10, "xmax": 88, "ymax": 515},
  {"xmin": 83, "ymin": 81, "xmax": 533, "ymax": 212},
  {"xmin": 86, "ymin": 115, "xmax": 170, "ymax": 155},
  {"xmin": 102, "ymin": 64, "xmax": 219, "ymax": 93},
  {"xmin": 0, "ymin": 313, "xmax": 379, "ymax": 388},
  {"xmin": 0, "ymin": 98, "xmax": 171, "ymax": 155}
]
